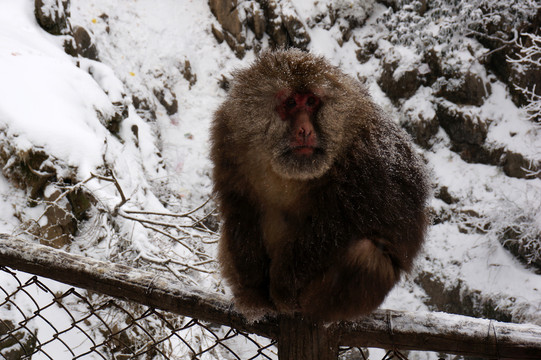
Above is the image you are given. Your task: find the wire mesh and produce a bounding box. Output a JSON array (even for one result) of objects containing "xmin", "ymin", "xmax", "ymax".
[
  {"xmin": 0, "ymin": 265, "xmax": 419, "ymax": 360},
  {"xmin": 0, "ymin": 266, "xmax": 277, "ymax": 360}
]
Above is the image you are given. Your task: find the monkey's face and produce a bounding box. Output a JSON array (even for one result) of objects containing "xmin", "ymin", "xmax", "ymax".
[
  {"xmin": 267, "ymin": 88, "xmax": 336, "ymax": 180},
  {"xmin": 223, "ymin": 49, "xmax": 355, "ymax": 181}
]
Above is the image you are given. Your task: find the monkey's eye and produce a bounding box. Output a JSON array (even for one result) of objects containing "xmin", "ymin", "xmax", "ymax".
[
  {"xmin": 285, "ymin": 97, "xmax": 297, "ymax": 109},
  {"xmin": 306, "ymin": 95, "xmax": 318, "ymax": 107}
]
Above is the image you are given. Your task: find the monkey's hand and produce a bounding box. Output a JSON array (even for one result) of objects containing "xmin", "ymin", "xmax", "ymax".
[{"xmin": 298, "ymin": 238, "xmax": 399, "ymax": 321}]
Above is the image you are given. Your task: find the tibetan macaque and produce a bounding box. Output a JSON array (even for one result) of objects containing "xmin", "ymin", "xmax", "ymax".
[{"xmin": 210, "ymin": 49, "xmax": 430, "ymax": 321}]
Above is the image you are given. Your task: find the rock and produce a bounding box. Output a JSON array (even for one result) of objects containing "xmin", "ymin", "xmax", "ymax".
[
  {"xmin": 181, "ymin": 60, "xmax": 197, "ymax": 89},
  {"xmin": 417, "ymin": 0, "xmax": 428, "ymax": 16},
  {"xmin": 0, "ymin": 148, "xmax": 56, "ymax": 199},
  {"xmin": 400, "ymin": 106, "xmax": 439, "ymax": 149},
  {"xmin": 95, "ymin": 101, "xmax": 128, "ymax": 135},
  {"xmin": 435, "ymin": 186, "xmax": 459, "ymax": 205},
  {"xmin": 378, "ymin": 0, "xmax": 400, "ymax": 12},
  {"xmin": 132, "ymin": 95, "xmax": 157, "ymax": 121},
  {"xmin": 473, "ymin": 10, "xmax": 540, "ymax": 108},
  {"xmin": 415, "ymin": 271, "xmax": 513, "ymax": 322},
  {"xmin": 499, "ymin": 226, "xmax": 541, "ymax": 274},
  {"xmin": 222, "ymin": 30, "xmax": 246, "ymax": 59},
  {"xmin": 434, "ymin": 101, "xmax": 505, "ymax": 165},
  {"xmin": 245, "ymin": 3, "xmax": 266, "ymax": 40},
  {"xmin": 436, "ymin": 72, "xmax": 489, "ymax": 106},
  {"xmin": 455, "ymin": 144, "xmax": 504, "ymax": 166},
  {"xmin": 63, "ymin": 36, "xmax": 77, "ymax": 57},
  {"xmin": 282, "ymin": 14, "xmax": 311, "ymax": 49},
  {"xmin": 211, "ymin": 24, "xmax": 225, "ymax": 43},
  {"xmin": 17, "ymin": 183, "xmax": 93, "ymax": 249},
  {"xmin": 153, "ymin": 87, "xmax": 178, "ymax": 115},
  {"xmin": 208, "ymin": 0, "xmax": 243, "ymax": 42},
  {"xmin": 423, "ymin": 48, "xmax": 442, "ymax": 86},
  {"xmin": 330, "ymin": 0, "xmax": 375, "ymax": 42},
  {"xmin": 35, "ymin": 0, "xmax": 71, "ymax": 35},
  {"xmin": 67, "ymin": 187, "xmax": 97, "ymax": 221},
  {"xmin": 503, "ymin": 151, "xmax": 541, "ymax": 179},
  {"xmin": 509, "ymin": 59, "xmax": 541, "ymax": 111},
  {"xmin": 261, "ymin": 0, "xmax": 289, "ymax": 48},
  {"xmin": 378, "ymin": 58, "xmax": 423, "ymax": 102},
  {"xmin": 209, "ymin": 0, "xmax": 247, "ymax": 58},
  {"xmin": 0, "ymin": 319, "xmax": 37, "ymax": 359},
  {"xmin": 108, "ymin": 102, "xmax": 129, "ymax": 135},
  {"xmin": 355, "ymin": 40, "xmax": 378, "ymax": 64},
  {"xmin": 436, "ymin": 102, "xmax": 487, "ymax": 146},
  {"xmin": 131, "ymin": 124, "xmax": 140, "ymax": 147},
  {"xmin": 209, "ymin": 0, "xmax": 310, "ymax": 54},
  {"xmin": 72, "ymin": 26, "xmax": 99, "ymax": 60},
  {"xmin": 218, "ymin": 75, "xmax": 231, "ymax": 91},
  {"xmin": 39, "ymin": 188, "xmax": 77, "ymax": 248}
]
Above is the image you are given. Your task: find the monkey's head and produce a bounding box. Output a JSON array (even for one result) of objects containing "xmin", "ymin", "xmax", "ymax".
[{"xmin": 220, "ymin": 49, "xmax": 371, "ymax": 181}]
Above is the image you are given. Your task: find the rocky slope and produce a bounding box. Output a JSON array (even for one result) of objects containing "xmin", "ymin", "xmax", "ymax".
[{"xmin": 1, "ymin": 1, "xmax": 540, "ymax": 357}]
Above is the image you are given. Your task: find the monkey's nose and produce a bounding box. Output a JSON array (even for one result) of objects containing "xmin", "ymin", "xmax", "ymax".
[{"xmin": 297, "ymin": 127, "xmax": 312, "ymax": 140}]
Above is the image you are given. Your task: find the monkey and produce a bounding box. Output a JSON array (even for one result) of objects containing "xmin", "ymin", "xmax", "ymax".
[{"xmin": 210, "ymin": 49, "xmax": 430, "ymax": 321}]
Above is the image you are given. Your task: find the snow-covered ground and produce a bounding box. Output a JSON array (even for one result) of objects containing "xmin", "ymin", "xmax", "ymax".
[{"xmin": 1, "ymin": 0, "xmax": 540, "ymax": 358}]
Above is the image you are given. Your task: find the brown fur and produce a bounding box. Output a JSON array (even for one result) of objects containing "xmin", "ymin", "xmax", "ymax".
[{"xmin": 210, "ymin": 49, "xmax": 430, "ymax": 321}]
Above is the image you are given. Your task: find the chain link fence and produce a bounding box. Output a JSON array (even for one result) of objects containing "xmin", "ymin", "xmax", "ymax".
[
  {"xmin": 2, "ymin": 238, "xmax": 540, "ymax": 360},
  {"xmin": 0, "ymin": 266, "xmax": 279, "ymax": 359},
  {"xmin": 1, "ymin": 267, "xmax": 393, "ymax": 360}
]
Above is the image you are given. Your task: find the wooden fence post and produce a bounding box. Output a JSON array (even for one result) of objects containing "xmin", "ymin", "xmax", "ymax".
[{"xmin": 278, "ymin": 314, "xmax": 338, "ymax": 360}]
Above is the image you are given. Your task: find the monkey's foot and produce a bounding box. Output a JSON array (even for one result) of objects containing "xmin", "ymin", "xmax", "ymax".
[
  {"xmin": 233, "ymin": 289, "xmax": 276, "ymax": 322},
  {"xmin": 269, "ymin": 280, "xmax": 300, "ymax": 316}
]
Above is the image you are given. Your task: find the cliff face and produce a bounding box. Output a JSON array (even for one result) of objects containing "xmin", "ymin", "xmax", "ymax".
[{"xmin": 0, "ymin": 0, "xmax": 540, "ymax": 350}]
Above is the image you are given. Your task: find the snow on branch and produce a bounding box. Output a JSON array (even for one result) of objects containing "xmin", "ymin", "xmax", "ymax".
[
  {"xmin": 507, "ymin": 33, "xmax": 541, "ymax": 122},
  {"xmin": 508, "ymin": 33, "xmax": 541, "ymax": 68},
  {"xmin": 13, "ymin": 172, "xmax": 219, "ymax": 285},
  {"xmin": 1, "ymin": 236, "xmax": 541, "ymax": 359}
]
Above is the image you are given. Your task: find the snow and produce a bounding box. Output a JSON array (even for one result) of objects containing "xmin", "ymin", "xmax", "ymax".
[
  {"xmin": 0, "ymin": 0, "xmax": 540, "ymax": 358},
  {"xmin": 70, "ymin": 0, "xmax": 239, "ymax": 205},
  {"xmin": 0, "ymin": 1, "xmax": 116, "ymax": 178},
  {"xmin": 0, "ymin": 55, "xmax": 113, "ymax": 176},
  {"xmin": 0, "ymin": 175, "xmax": 24, "ymax": 233},
  {"xmin": 484, "ymin": 82, "xmax": 541, "ymax": 158}
]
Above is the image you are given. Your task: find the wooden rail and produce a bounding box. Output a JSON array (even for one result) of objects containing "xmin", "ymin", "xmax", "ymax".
[{"xmin": 1, "ymin": 236, "xmax": 540, "ymax": 359}]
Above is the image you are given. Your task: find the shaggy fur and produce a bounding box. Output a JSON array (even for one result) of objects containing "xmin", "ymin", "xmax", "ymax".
[{"xmin": 210, "ymin": 49, "xmax": 430, "ymax": 321}]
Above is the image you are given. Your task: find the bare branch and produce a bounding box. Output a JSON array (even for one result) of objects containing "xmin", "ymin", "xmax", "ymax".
[
  {"xmin": 90, "ymin": 171, "xmax": 128, "ymax": 208},
  {"xmin": 124, "ymin": 195, "xmax": 214, "ymax": 218}
]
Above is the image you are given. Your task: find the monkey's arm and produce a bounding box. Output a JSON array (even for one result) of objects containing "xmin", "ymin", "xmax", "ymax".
[{"xmin": 217, "ymin": 192, "xmax": 275, "ymax": 315}]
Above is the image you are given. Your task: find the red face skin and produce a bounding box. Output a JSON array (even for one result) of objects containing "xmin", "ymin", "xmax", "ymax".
[{"xmin": 276, "ymin": 91, "xmax": 321, "ymax": 156}]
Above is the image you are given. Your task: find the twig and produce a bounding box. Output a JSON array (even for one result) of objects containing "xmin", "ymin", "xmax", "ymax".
[
  {"xmin": 90, "ymin": 172, "xmax": 128, "ymax": 209},
  {"xmin": 124, "ymin": 196, "xmax": 214, "ymax": 218}
]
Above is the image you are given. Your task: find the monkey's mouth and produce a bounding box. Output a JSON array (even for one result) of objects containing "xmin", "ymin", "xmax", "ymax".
[
  {"xmin": 273, "ymin": 145, "xmax": 329, "ymax": 180},
  {"xmin": 275, "ymin": 140, "xmax": 326, "ymax": 162},
  {"xmin": 292, "ymin": 146, "xmax": 316, "ymax": 156}
]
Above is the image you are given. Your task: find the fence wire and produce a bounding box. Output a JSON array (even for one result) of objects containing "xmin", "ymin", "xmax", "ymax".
[
  {"xmin": 1, "ymin": 266, "xmax": 393, "ymax": 360},
  {"xmin": 0, "ymin": 266, "xmax": 279, "ymax": 360}
]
